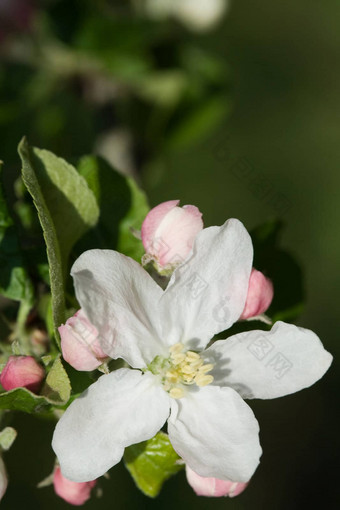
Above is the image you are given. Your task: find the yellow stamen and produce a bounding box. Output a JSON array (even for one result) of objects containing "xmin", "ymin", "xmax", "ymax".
[
  {"xmin": 185, "ymin": 351, "xmax": 201, "ymax": 361},
  {"xmin": 149, "ymin": 344, "xmax": 214, "ymax": 399},
  {"xmin": 182, "ymin": 374, "xmax": 195, "ymax": 384},
  {"xmin": 171, "ymin": 353, "xmax": 186, "ymax": 365},
  {"xmin": 195, "ymin": 374, "xmax": 214, "ymax": 387},
  {"xmin": 169, "ymin": 343, "xmax": 184, "ymax": 354},
  {"xmin": 180, "ymin": 364, "xmax": 196, "ymax": 375},
  {"xmin": 198, "ymin": 363, "xmax": 214, "ymax": 374},
  {"xmin": 189, "ymin": 359, "xmax": 204, "ymax": 370},
  {"xmin": 169, "ymin": 387, "xmax": 184, "ymax": 399},
  {"xmin": 166, "ymin": 371, "xmax": 179, "ymax": 383}
]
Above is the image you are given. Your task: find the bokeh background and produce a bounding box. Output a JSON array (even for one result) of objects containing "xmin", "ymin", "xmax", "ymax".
[{"xmin": 1, "ymin": 0, "xmax": 339, "ymax": 508}]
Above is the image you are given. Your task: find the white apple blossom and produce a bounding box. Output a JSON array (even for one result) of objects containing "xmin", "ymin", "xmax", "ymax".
[{"xmin": 52, "ymin": 219, "xmax": 332, "ymax": 484}]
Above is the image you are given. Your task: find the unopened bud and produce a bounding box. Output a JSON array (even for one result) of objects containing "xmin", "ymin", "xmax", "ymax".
[
  {"xmin": 240, "ymin": 268, "xmax": 274, "ymax": 320},
  {"xmin": 59, "ymin": 310, "xmax": 109, "ymax": 372},
  {"xmin": 186, "ymin": 466, "xmax": 249, "ymax": 497},
  {"xmin": 141, "ymin": 200, "xmax": 203, "ymax": 272},
  {"xmin": 53, "ymin": 466, "xmax": 96, "ymax": 506},
  {"xmin": 0, "ymin": 356, "xmax": 45, "ymax": 393}
]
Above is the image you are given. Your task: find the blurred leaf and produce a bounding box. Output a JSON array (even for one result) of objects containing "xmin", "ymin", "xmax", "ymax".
[
  {"xmin": 0, "ymin": 426, "xmax": 17, "ymax": 451},
  {"xmin": 18, "ymin": 138, "xmax": 99, "ymax": 342},
  {"xmin": 180, "ymin": 46, "xmax": 228, "ymax": 84},
  {"xmin": 75, "ymin": 17, "xmax": 155, "ymax": 81},
  {"xmin": 251, "ymin": 220, "xmax": 305, "ymax": 322},
  {"xmin": 42, "ymin": 355, "xmax": 71, "ymax": 404},
  {"xmin": 0, "ymin": 162, "xmax": 34, "ymax": 304},
  {"xmin": 77, "ymin": 155, "xmax": 148, "ymax": 261},
  {"xmin": 166, "ymin": 96, "xmax": 230, "ymax": 150},
  {"xmin": 136, "ymin": 71, "xmax": 188, "ymax": 107},
  {"xmin": 124, "ymin": 432, "xmax": 183, "ymax": 498}
]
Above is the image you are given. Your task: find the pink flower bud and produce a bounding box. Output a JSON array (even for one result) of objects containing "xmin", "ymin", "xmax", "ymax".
[
  {"xmin": 0, "ymin": 457, "xmax": 8, "ymax": 502},
  {"xmin": 53, "ymin": 466, "xmax": 96, "ymax": 506},
  {"xmin": 141, "ymin": 200, "xmax": 203, "ymax": 270},
  {"xmin": 240, "ymin": 268, "xmax": 274, "ymax": 320},
  {"xmin": 59, "ymin": 310, "xmax": 108, "ymax": 372},
  {"xmin": 0, "ymin": 356, "xmax": 45, "ymax": 393},
  {"xmin": 186, "ymin": 466, "xmax": 249, "ymax": 498}
]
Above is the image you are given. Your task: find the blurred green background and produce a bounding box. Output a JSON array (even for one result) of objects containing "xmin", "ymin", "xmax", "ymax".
[{"xmin": 1, "ymin": 0, "xmax": 339, "ymax": 508}]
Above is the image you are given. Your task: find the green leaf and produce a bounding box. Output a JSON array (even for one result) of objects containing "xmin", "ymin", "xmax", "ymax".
[
  {"xmin": 42, "ymin": 355, "xmax": 71, "ymax": 404},
  {"xmin": 0, "ymin": 387, "xmax": 53, "ymax": 413},
  {"xmin": 251, "ymin": 220, "xmax": 305, "ymax": 322},
  {"xmin": 0, "ymin": 427, "xmax": 17, "ymax": 451},
  {"xmin": 0, "ymin": 162, "xmax": 34, "ymax": 304},
  {"xmin": 77, "ymin": 155, "xmax": 148, "ymax": 261},
  {"xmin": 124, "ymin": 432, "xmax": 184, "ymax": 498},
  {"xmin": 18, "ymin": 138, "xmax": 99, "ymax": 341}
]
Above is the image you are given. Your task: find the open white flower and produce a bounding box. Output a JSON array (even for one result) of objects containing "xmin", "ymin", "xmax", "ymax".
[{"xmin": 52, "ymin": 219, "xmax": 332, "ymax": 483}]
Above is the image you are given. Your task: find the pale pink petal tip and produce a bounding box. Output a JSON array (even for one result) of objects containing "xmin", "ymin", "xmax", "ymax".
[
  {"xmin": 59, "ymin": 309, "xmax": 109, "ymax": 372},
  {"xmin": 0, "ymin": 356, "xmax": 45, "ymax": 393},
  {"xmin": 141, "ymin": 200, "xmax": 203, "ymax": 269},
  {"xmin": 53, "ymin": 466, "xmax": 97, "ymax": 506},
  {"xmin": 186, "ymin": 466, "xmax": 249, "ymax": 498},
  {"xmin": 240, "ymin": 268, "xmax": 274, "ymax": 320}
]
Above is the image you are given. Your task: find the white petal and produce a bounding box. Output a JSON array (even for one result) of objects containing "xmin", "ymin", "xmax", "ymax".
[
  {"xmin": 168, "ymin": 386, "xmax": 261, "ymax": 482},
  {"xmin": 203, "ymin": 321, "xmax": 333, "ymax": 399},
  {"xmin": 52, "ymin": 369, "xmax": 170, "ymax": 482},
  {"xmin": 71, "ymin": 250, "xmax": 165, "ymax": 367},
  {"xmin": 159, "ymin": 219, "xmax": 253, "ymax": 349}
]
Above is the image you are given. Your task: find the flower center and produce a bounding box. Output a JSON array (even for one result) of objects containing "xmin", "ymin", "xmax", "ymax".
[{"xmin": 147, "ymin": 343, "xmax": 214, "ymax": 399}]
